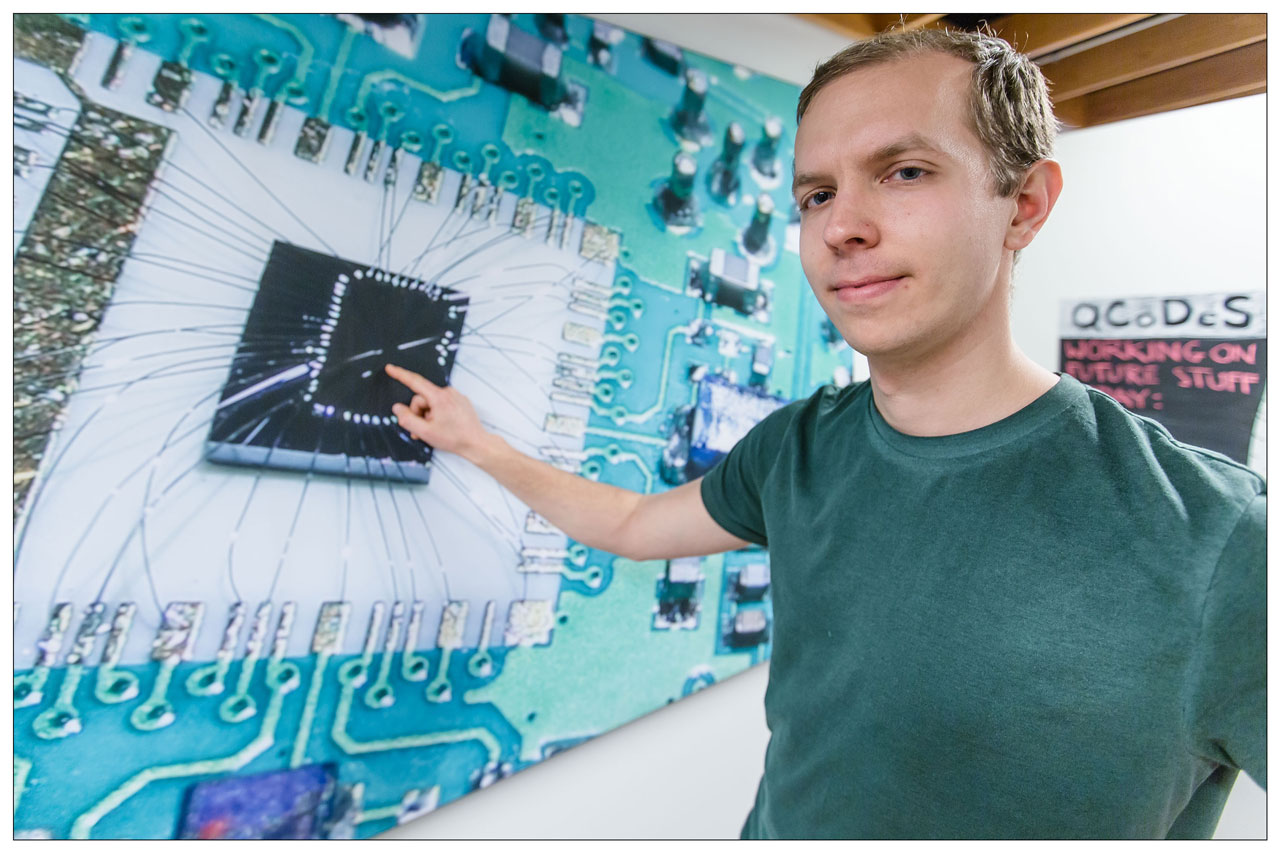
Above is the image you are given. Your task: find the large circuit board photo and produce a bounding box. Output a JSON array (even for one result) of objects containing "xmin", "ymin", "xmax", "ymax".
[{"xmin": 12, "ymin": 13, "xmax": 852, "ymax": 839}]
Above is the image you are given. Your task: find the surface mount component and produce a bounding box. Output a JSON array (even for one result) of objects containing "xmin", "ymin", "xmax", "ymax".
[
  {"xmin": 734, "ymin": 562, "xmax": 771, "ymax": 600},
  {"xmin": 750, "ymin": 341, "xmax": 774, "ymax": 385},
  {"xmin": 752, "ymin": 116, "xmax": 784, "ymax": 181},
  {"xmin": 535, "ymin": 13, "xmax": 569, "ymax": 45},
  {"xmin": 464, "ymin": 14, "xmax": 568, "ymax": 109},
  {"xmin": 335, "ymin": 13, "xmax": 424, "ymax": 59},
  {"xmin": 654, "ymin": 557, "xmax": 703, "ymax": 630},
  {"xmin": 687, "ymin": 374, "xmax": 787, "ymax": 479},
  {"xmin": 728, "ymin": 608, "xmax": 769, "ymax": 647},
  {"xmin": 588, "ymin": 20, "xmax": 623, "ymax": 70},
  {"xmin": 179, "ymin": 763, "xmax": 339, "ymax": 839},
  {"xmin": 709, "ymin": 121, "xmax": 745, "ymax": 201},
  {"xmin": 742, "ymin": 193, "xmax": 774, "ymax": 257},
  {"xmin": 671, "ymin": 68, "xmax": 711, "ymax": 145},
  {"xmin": 695, "ymin": 248, "xmax": 769, "ymax": 316},
  {"xmin": 661, "ymin": 374, "xmax": 787, "ymax": 484},
  {"xmin": 643, "ymin": 36, "xmax": 683, "ymax": 75},
  {"xmin": 654, "ymin": 150, "xmax": 700, "ymax": 229}
]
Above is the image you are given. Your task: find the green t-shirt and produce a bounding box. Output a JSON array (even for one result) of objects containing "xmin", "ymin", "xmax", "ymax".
[{"xmin": 700, "ymin": 374, "xmax": 1265, "ymax": 839}]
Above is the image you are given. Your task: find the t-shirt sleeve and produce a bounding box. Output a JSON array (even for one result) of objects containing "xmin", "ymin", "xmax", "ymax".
[
  {"xmin": 698, "ymin": 399, "xmax": 804, "ymax": 547},
  {"xmin": 1185, "ymin": 490, "xmax": 1267, "ymax": 789}
]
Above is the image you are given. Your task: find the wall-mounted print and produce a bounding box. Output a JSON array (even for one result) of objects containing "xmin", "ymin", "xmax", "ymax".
[{"xmin": 12, "ymin": 13, "xmax": 852, "ymax": 839}]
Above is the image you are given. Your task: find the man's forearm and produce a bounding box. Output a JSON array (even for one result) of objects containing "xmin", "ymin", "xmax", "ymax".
[
  {"xmin": 466, "ymin": 434, "xmax": 645, "ymax": 559},
  {"xmin": 387, "ymin": 362, "xmax": 746, "ymax": 561}
]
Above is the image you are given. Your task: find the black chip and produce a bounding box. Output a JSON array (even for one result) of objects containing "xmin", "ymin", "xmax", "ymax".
[
  {"xmin": 179, "ymin": 764, "xmax": 337, "ymax": 839},
  {"xmin": 643, "ymin": 37, "xmax": 683, "ymax": 75},
  {"xmin": 535, "ymin": 13, "xmax": 568, "ymax": 45},
  {"xmin": 205, "ymin": 241, "xmax": 467, "ymax": 483}
]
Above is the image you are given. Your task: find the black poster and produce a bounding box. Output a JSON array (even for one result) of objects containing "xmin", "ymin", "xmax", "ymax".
[{"xmin": 1059, "ymin": 293, "xmax": 1265, "ymax": 468}]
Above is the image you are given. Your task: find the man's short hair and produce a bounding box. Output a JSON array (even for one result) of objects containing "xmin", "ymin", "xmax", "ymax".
[{"xmin": 797, "ymin": 27, "xmax": 1058, "ymax": 198}]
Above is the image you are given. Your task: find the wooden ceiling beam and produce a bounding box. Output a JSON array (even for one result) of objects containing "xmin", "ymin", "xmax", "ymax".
[
  {"xmin": 867, "ymin": 13, "xmax": 949, "ymax": 32},
  {"xmin": 1053, "ymin": 40, "xmax": 1266, "ymax": 129},
  {"xmin": 799, "ymin": 12, "xmax": 950, "ymax": 40},
  {"xmin": 1042, "ymin": 14, "xmax": 1267, "ymax": 102},
  {"xmin": 987, "ymin": 13, "xmax": 1154, "ymax": 59},
  {"xmin": 791, "ymin": 12, "xmax": 1267, "ymax": 129},
  {"xmin": 796, "ymin": 13, "xmax": 879, "ymax": 40}
]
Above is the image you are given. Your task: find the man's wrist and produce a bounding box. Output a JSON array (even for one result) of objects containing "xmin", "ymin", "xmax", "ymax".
[{"xmin": 464, "ymin": 431, "xmax": 510, "ymax": 470}]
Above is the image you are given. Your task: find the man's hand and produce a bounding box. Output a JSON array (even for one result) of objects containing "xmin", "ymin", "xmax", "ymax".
[{"xmin": 385, "ymin": 363, "xmax": 498, "ymax": 463}]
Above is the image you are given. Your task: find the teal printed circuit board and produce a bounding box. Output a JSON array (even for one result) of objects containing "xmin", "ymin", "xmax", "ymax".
[{"xmin": 12, "ymin": 13, "xmax": 852, "ymax": 838}]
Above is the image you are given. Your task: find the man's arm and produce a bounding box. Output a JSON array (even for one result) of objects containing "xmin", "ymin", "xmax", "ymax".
[{"xmin": 386, "ymin": 364, "xmax": 751, "ymax": 561}]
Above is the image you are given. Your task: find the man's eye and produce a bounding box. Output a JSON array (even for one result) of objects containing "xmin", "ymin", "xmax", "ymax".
[
  {"xmin": 893, "ymin": 166, "xmax": 926, "ymax": 181},
  {"xmin": 801, "ymin": 190, "xmax": 833, "ymax": 210}
]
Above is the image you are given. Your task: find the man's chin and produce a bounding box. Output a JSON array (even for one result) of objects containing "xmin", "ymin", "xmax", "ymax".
[
  {"xmin": 819, "ymin": 309, "xmax": 922, "ymax": 360},
  {"xmin": 828, "ymin": 323, "xmax": 883, "ymax": 356},
  {"xmin": 839, "ymin": 330, "xmax": 919, "ymax": 363}
]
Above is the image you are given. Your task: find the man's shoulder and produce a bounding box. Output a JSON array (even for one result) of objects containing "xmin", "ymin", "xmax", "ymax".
[{"xmin": 1071, "ymin": 379, "xmax": 1264, "ymax": 511}]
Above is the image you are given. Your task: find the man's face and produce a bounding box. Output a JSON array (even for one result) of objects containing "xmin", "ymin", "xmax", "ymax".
[{"xmin": 792, "ymin": 52, "xmax": 1019, "ymax": 364}]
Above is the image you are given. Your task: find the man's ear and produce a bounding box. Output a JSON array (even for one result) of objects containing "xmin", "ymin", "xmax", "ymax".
[{"xmin": 1005, "ymin": 159, "xmax": 1063, "ymax": 252}]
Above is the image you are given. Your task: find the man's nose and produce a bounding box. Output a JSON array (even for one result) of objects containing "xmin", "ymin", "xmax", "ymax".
[{"xmin": 822, "ymin": 188, "xmax": 880, "ymax": 251}]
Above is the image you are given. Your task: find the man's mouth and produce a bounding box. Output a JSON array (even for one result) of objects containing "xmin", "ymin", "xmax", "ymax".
[{"xmin": 832, "ymin": 275, "xmax": 905, "ymax": 301}]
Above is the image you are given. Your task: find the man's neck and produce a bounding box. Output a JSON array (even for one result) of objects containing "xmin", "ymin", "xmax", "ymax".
[{"xmin": 867, "ymin": 329, "xmax": 1058, "ymax": 438}]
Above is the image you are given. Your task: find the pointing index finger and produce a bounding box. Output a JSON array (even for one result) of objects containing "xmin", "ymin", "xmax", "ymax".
[{"xmin": 385, "ymin": 363, "xmax": 442, "ymax": 397}]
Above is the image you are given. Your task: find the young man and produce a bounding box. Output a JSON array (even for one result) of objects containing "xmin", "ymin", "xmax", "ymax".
[{"xmin": 386, "ymin": 28, "xmax": 1264, "ymax": 839}]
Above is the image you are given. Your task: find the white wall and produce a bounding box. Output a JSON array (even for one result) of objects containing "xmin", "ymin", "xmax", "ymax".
[
  {"xmin": 1012, "ymin": 95, "xmax": 1267, "ymax": 369},
  {"xmin": 386, "ymin": 16, "xmax": 1266, "ymax": 840}
]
